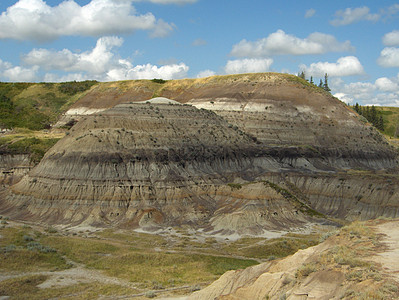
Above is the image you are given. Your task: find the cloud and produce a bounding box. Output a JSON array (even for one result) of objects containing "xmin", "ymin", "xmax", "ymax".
[
  {"xmin": 383, "ymin": 3, "xmax": 399, "ymax": 17},
  {"xmin": 331, "ymin": 74, "xmax": 399, "ymax": 106},
  {"xmin": 1, "ymin": 65, "xmax": 39, "ymax": 82},
  {"xmin": 224, "ymin": 58, "xmax": 273, "ymax": 74},
  {"xmin": 300, "ymin": 56, "xmax": 365, "ymax": 77},
  {"xmin": 192, "ymin": 38, "xmax": 207, "ymax": 46},
  {"xmin": 375, "ymin": 77, "xmax": 399, "ymax": 92},
  {"xmin": 305, "ymin": 8, "xmax": 316, "ymax": 18},
  {"xmin": 330, "ymin": 6, "xmax": 380, "ymax": 26},
  {"xmin": 383, "ymin": 30, "xmax": 399, "ymax": 46},
  {"xmin": 0, "ymin": 58, "xmax": 39, "ymax": 82},
  {"xmin": 43, "ymin": 72, "xmax": 89, "ymax": 83},
  {"xmin": 106, "ymin": 63, "xmax": 189, "ymax": 81},
  {"xmin": 20, "ymin": 36, "xmax": 189, "ymax": 81},
  {"xmin": 377, "ymin": 47, "xmax": 399, "ymax": 68},
  {"xmin": 0, "ymin": 0, "xmax": 174, "ymax": 42},
  {"xmin": 334, "ymin": 92, "xmax": 354, "ymax": 104},
  {"xmin": 23, "ymin": 36, "xmax": 123, "ymax": 74},
  {"xmin": 230, "ymin": 30, "xmax": 354, "ymax": 57},
  {"xmin": 196, "ymin": 70, "xmax": 215, "ymax": 78},
  {"xmin": 149, "ymin": 19, "xmax": 175, "ymax": 38}
]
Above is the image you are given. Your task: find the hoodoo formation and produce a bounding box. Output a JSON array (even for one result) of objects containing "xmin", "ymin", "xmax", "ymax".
[{"xmin": 1, "ymin": 73, "xmax": 399, "ymax": 232}]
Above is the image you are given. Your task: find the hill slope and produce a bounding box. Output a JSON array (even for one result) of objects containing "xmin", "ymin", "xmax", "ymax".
[{"xmin": 1, "ymin": 73, "xmax": 399, "ymax": 231}]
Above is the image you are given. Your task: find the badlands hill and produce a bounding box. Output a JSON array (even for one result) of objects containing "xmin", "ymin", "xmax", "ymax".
[{"xmin": 1, "ymin": 73, "xmax": 399, "ymax": 233}]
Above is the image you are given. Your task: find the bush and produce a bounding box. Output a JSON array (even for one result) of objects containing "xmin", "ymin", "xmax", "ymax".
[
  {"xmin": 58, "ymin": 80, "xmax": 97, "ymax": 96},
  {"xmin": 295, "ymin": 262, "xmax": 317, "ymax": 279},
  {"xmin": 2, "ymin": 244, "xmax": 17, "ymax": 253},
  {"xmin": 227, "ymin": 183, "xmax": 242, "ymax": 190},
  {"xmin": 151, "ymin": 78, "xmax": 166, "ymax": 84},
  {"xmin": 144, "ymin": 290, "xmax": 156, "ymax": 298},
  {"xmin": 45, "ymin": 226, "xmax": 58, "ymax": 234},
  {"xmin": 26, "ymin": 241, "xmax": 56, "ymax": 253},
  {"xmin": 23, "ymin": 235, "xmax": 34, "ymax": 242}
]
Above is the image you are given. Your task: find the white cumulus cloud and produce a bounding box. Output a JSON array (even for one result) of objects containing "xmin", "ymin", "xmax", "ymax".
[
  {"xmin": 334, "ymin": 92, "xmax": 354, "ymax": 104},
  {"xmin": 383, "ymin": 30, "xmax": 399, "ymax": 46},
  {"xmin": 106, "ymin": 63, "xmax": 189, "ymax": 81},
  {"xmin": 196, "ymin": 70, "xmax": 215, "ymax": 78},
  {"xmin": 224, "ymin": 58, "xmax": 273, "ymax": 74},
  {"xmin": 377, "ymin": 47, "xmax": 399, "ymax": 68},
  {"xmin": 331, "ymin": 74, "xmax": 399, "ymax": 106},
  {"xmin": 230, "ymin": 30, "xmax": 354, "ymax": 57},
  {"xmin": 300, "ymin": 56, "xmax": 365, "ymax": 77},
  {"xmin": 2, "ymin": 66, "xmax": 39, "ymax": 82},
  {"xmin": 20, "ymin": 36, "xmax": 189, "ymax": 81},
  {"xmin": 23, "ymin": 36, "xmax": 124, "ymax": 75},
  {"xmin": 0, "ymin": 0, "xmax": 174, "ymax": 42},
  {"xmin": 0, "ymin": 58, "xmax": 39, "ymax": 82},
  {"xmin": 375, "ymin": 77, "xmax": 399, "ymax": 92},
  {"xmin": 330, "ymin": 6, "xmax": 380, "ymax": 26}
]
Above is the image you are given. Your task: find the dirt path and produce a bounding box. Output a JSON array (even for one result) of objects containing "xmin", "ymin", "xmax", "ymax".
[{"xmin": 373, "ymin": 220, "xmax": 399, "ymax": 281}]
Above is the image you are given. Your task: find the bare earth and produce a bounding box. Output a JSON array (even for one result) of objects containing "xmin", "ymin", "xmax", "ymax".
[{"xmin": 372, "ymin": 220, "xmax": 399, "ymax": 282}]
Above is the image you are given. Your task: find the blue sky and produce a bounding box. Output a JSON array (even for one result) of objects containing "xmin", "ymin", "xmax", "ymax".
[{"xmin": 0, "ymin": 1, "xmax": 399, "ymax": 106}]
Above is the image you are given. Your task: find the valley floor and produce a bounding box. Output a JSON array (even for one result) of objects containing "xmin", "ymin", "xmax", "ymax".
[{"xmin": 1, "ymin": 218, "xmax": 399, "ymax": 299}]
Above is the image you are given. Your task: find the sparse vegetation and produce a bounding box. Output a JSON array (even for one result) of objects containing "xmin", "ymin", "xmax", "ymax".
[
  {"xmin": 0, "ymin": 135, "xmax": 60, "ymax": 163},
  {"xmin": 151, "ymin": 78, "xmax": 167, "ymax": 84},
  {"xmin": 58, "ymin": 80, "xmax": 97, "ymax": 96},
  {"xmin": 0, "ymin": 81, "xmax": 97, "ymax": 131}
]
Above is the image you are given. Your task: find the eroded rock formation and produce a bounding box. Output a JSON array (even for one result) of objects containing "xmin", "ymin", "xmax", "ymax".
[{"xmin": 1, "ymin": 73, "xmax": 399, "ymax": 232}]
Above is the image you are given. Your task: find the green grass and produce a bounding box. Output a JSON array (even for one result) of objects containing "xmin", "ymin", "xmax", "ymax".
[
  {"xmin": 0, "ymin": 275, "xmax": 137, "ymax": 300},
  {"xmin": 42, "ymin": 234, "xmax": 257, "ymax": 288},
  {"xmin": 0, "ymin": 81, "xmax": 97, "ymax": 130},
  {"xmin": 377, "ymin": 106, "xmax": 399, "ymax": 137},
  {"xmin": 0, "ymin": 135, "xmax": 60, "ymax": 163},
  {"xmin": 221, "ymin": 234, "xmax": 320, "ymax": 260},
  {"xmin": 0, "ymin": 227, "xmax": 70, "ymax": 272}
]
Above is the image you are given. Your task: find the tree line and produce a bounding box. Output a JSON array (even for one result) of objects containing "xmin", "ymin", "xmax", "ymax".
[
  {"xmin": 352, "ymin": 103, "xmax": 384, "ymax": 131},
  {"xmin": 298, "ymin": 71, "xmax": 331, "ymax": 93}
]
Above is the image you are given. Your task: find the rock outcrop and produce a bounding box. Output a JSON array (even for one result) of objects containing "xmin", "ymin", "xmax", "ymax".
[
  {"xmin": 189, "ymin": 220, "xmax": 399, "ymax": 299},
  {"xmin": 2, "ymin": 99, "xmax": 315, "ymax": 231},
  {"xmin": 0, "ymin": 154, "xmax": 33, "ymax": 185},
  {"xmin": 1, "ymin": 73, "xmax": 399, "ymax": 231}
]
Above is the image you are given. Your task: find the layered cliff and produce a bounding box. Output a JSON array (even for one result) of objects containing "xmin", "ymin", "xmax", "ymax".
[
  {"xmin": 2, "ymin": 98, "xmax": 316, "ymax": 232},
  {"xmin": 1, "ymin": 73, "xmax": 399, "ymax": 231},
  {"xmin": 61, "ymin": 73, "xmax": 397, "ymax": 170}
]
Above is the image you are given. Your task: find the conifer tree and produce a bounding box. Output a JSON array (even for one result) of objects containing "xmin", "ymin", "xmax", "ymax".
[
  {"xmin": 318, "ymin": 79, "xmax": 323, "ymax": 88},
  {"xmin": 323, "ymin": 73, "xmax": 331, "ymax": 92}
]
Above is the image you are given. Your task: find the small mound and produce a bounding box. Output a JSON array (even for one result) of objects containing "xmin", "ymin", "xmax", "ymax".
[{"xmin": 140, "ymin": 97, "xmax": 182, "ymax": 105}]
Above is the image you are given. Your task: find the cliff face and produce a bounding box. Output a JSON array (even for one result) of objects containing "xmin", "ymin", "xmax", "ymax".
[
  {"xmin": 62, "ymin": 73, "xmax": 397, "ymax": 170},
  {"xmin": 2, "ymin": 99, "xmax": 314, "ymax": 232},
  {"xmin": 2, "ymin": 73, "xmax": 399, "ymax": 231},
  {"xmin": 0, "ymin": 154, "xmax": 32, "ymax": 185}
]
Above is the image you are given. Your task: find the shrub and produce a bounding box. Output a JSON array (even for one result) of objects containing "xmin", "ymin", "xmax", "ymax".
[
  {"xmin": 144, "ymin": 290, "xmax": 156, "ymax": 298},
  {"xmin": 2, "ymin": 244, "xmax": 17, "ymax": 253},
  {"xmin": 227, "ymin": 183, "xmax": 242, "ymax": 190},
  {"xmin": 190, "ymin": 284, "xmax": 201, "ymax": 292},
  {"xmin": 58, "ymin": 80, "xmax": 97, "ymax": 96},
  {"xmin": 45, "ymin": 226, "xmax": 57, "ymax": 234},
  {"xmin": 26, "ymin": 241, "xmax": 56, "ymax": 253},
  {"xmin": 23, "ymin": 235, "xmax": 34, "ymax": 242},
  {"xmin": 151, "ymin": 78, "xmax": 166, "ymax": 84},
  {"xmin": 295, "ymin": 262, "xmax": 317, "ymax": 279}
]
